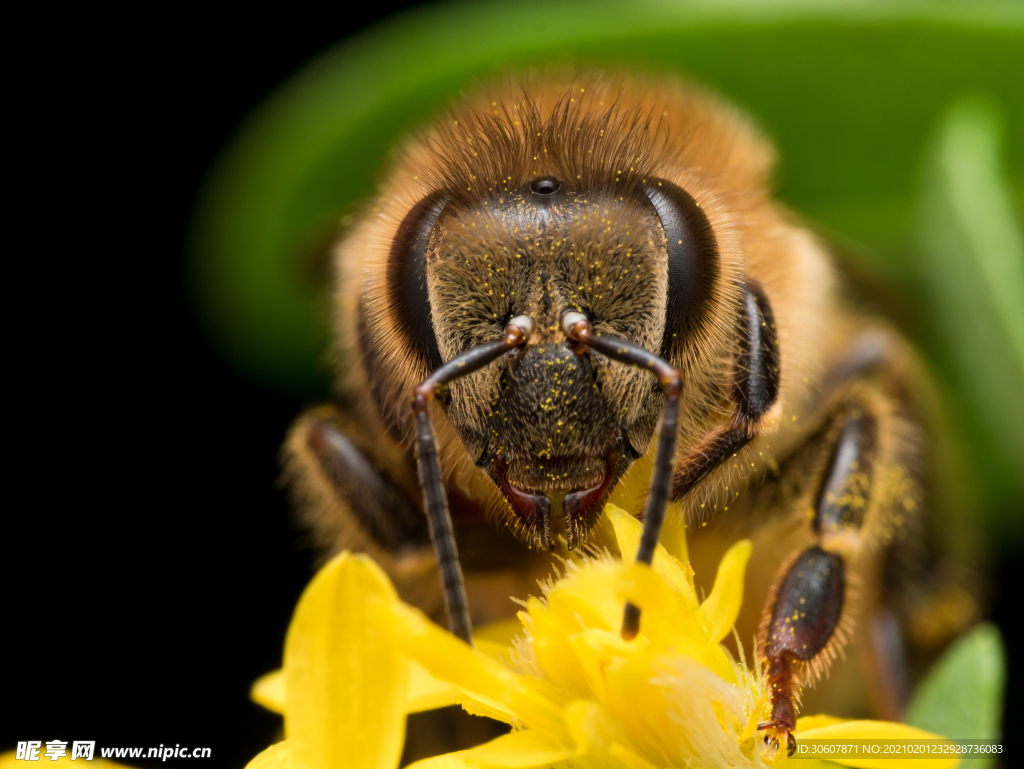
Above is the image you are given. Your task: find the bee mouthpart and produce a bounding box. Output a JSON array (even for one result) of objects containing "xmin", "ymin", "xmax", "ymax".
[
  {"xmin": 487, "ymin": 450, "xmax": 626, "ymax": 552},
  {"xmin": 489, "ymin": 458, "xmax": 552, "ymax": 550},
  {"xmin": 562, "ymin": 450, "xmax": 620, "ymax": 550},
  {"xmin": 492, "ymin": 452, "xmax": 605, "ymax": 491}
]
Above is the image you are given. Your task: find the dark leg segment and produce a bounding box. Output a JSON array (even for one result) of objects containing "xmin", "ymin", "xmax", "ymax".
[
  {"xmin": 759, "ymin": 547, "xmax": 845, "ymax": 756},
  {"xmin": 758, "ymin": 410, "xmax": 877, "ymax": 757},
  {"xmin": 813, "ymin": 412, "xmax": 876, "ymax": 543},
  {"xmin": 413, "ymin": 318, "xmax": 532, "ymax": 644},
  {"xmin": 305, "ymin": 416, "xmax": 427, "ymax": 550},
  {"xmin": 672, "ymin": 281, "xmax": 780, "ymax": 498},
  {"xmin": 671, "ymin": 416, "xmax": 753, "ymax": 499}
]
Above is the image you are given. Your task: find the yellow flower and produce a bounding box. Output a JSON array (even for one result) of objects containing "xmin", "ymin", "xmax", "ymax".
[
  {"xmin": 248, "ymin": 505, "xmax": 960, "ymax": 769},
  {"xmin": 0, "ymin": 755, "xmax": 131, "ymax": 769}
]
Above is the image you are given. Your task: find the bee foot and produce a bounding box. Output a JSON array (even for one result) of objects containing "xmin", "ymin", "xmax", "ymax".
[{"xmin": 757, "ymin": 722, "xmax": 796, "ymax": 759}]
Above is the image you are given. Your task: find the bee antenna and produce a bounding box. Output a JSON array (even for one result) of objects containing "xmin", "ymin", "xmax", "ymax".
[
  {"xmin": 413, "ymin": 316, "xmax": 534, "ymax": 644},
  {"xmin": 560, "ymin": 311, "xmax": 682, "ymax": 640}
]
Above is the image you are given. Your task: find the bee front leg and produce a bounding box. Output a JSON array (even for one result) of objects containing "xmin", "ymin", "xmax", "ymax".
[
  {"xmin": 757, "ymin": 409, "xmax": 877, "ymax": 758},
  {"xmin": 411, "ymin": 317, "xmax": 533, "ymax": 643},
  {"xmin": 672, "ymin": 280, "xmax": 780, "ymax": 499},
  {"xmin": 283, "ymin": 407, "xmax": 440, "ymax": 604}
]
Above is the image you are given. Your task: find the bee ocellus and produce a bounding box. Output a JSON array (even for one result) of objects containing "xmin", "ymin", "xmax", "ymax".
[{"xmin": 283, "ymin": 72, "xmax": 981, "ymax": 756}]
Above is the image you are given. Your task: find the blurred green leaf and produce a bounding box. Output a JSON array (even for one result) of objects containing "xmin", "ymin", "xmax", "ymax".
[
  {"xmin": 905, "ymin": 622, "xmax": 1005, "ymax": 767},
  {"xmin": 189, "ymin": 0, "xmax": 1023, "ymax": 399},
  {"xmin": 914, "ymin": 98, "xmax": 1024, "ymax": 528}
]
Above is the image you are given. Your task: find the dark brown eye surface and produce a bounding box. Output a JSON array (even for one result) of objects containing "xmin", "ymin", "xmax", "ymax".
[
  {"xmin": 386, "ymin": 190, "xmax": 447, "ymax": 372},
  {"xmin": 643, "ymin": 179, "xmax": 720, "ymax": 360},
  {"xmin": 528, "ymin": 175, "xmax": 561, "ymax": 195}
]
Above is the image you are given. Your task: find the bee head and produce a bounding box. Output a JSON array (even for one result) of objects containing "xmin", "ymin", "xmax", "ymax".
[
  {"xmin": 407, "ymin": 167, "xmax": 720, "ymax": 546},
  {"xmin": 352, "ymin": 76, "xmax": 764, "ymax": 547}
]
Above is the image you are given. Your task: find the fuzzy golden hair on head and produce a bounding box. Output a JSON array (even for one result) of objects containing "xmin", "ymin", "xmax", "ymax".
[{"xmin": 408, "ymin": 70, "xmax": 776, "ymax": 205}]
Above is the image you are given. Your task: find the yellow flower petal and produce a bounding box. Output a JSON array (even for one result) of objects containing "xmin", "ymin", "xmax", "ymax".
[
  {"xmin": 529, "ymin": 598, "xmax": 593, "ymax": 699},
  {"xmin": 407, "ymin": 659, "xmax": 461, "ymax": 713},
  {"xmin": 455, "ymin": 694, "xmax": 517, "ymax": 724},
  {"xmin": 546, "ymin": 557, "xmax": 696, "ymax": 644},
  {"xmin": 542, "ymin": 558, "xmax": 734, "ymax": 681},
  {"xmin": 564, "ymin": 699, "xmax": 603, "ymax": 756},
  {"xmin": 697, "ymin": 539, "xmax": 753, "ymax": 644},
  {"xmin": 284, "ymin": 552, "xmax": 406, "ymax": 769},
  {"xmin": 608, "ymin": 744, "xmax": 659, "ymax": 769},
  {"xmin": 405, "ymin": 730, "xmax": 570, "ymax": 769},
  {"xmin": 801, "ymin": 721, "xmax": 953, "ymax": 742},
  {"xmin": 620, "ymin": 562, "xmax": 713, "ymax": 651},
  {"xmin": 245, "ymin": 506, "xmax": 971, "ymax": 769},
  {"xmin": 244, "ymin": 741, "xmax": 292, "ymax": 769},
  {"xmin": 797, "ymin": 714, "xmax": 851, "ymax": 732},
  {"xmin": 376, "ymin": 599, "xmax": 517, "ymax": 704},
  {"xmin": 0, "ymin": 752, "xmax": 134, "ymax": 769},
  {"xmin": 256, "ymin": 645, "xmax": 496, "ymax": 717},
  {"xmin": 659, "ymin": 502, "xmax": 690, "ymax": 567},
  {"xmin": 546, "ymin": 575, "xmax": 620, "ymax": 634},
  {"xmin": 474, "ymin": 616, "xmax": 523, "ymax": 648},
  {"xmin": 606, "ymin": 504, "xmax": 698, "ymax": 610},
  {"xmin": 252, "ymin": 669, "xmax": 285, "ymax": 714},
  {"xmin": 475, "ymin": 638, "xmax": 516, "ymax": 663},
  {"xmin": 565, "ymin": 627, "xmax": 641, "ymax": 702},
  {"xmin": 797, "ymin": 720, "xmax": 960, "ymax": 769},
  {"xmin": 604, "ymin": 650, "xmax": 749, "ymax": 764},
  {"xmin": 374, "ymin": 598, "xmax": 567, "ymax": 739}
]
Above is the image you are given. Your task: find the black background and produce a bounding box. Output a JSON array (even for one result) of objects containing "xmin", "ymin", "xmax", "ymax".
[
  {"xmin": 6, "ymin": 5, "xmax": 420, "ymax": 767},
  {"xmin": 5, "ymin": 5, "xmax": 1020, "ymax": 767}
]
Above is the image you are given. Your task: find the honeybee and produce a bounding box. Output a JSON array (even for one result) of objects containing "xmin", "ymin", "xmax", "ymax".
[{"xmin": 284, "ymin": 72, "xmax": 980, "ymax": 755}]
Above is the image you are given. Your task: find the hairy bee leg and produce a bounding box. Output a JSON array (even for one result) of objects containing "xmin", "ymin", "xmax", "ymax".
[
  {"xmin": 672, "ymin": 281, "xmax": 780, "ymax": 499},
  {"xmin": 413, "ymin": 317, "xmax": 533, "ymax": 643},
  {"xmin": 284, "ymin": 407, "xmax": 429, "ymax": 557},
  {"xmin": 758, "ymin": 409, "xmax": 877, "ymax": 758},
  {"xmin": 559, "ymin": 311, "xmax": 682, "ymax": 640},
  {"xmin": 758, "ymin": 547, "xmax": 845, "ymax": 758},
  {"xmin": 622, "ymin": 368, "xmax": 680, "ymax": 639},
  {"xmin": 295, "ymin": 411, "xmax": 427, "ymax": 550}
]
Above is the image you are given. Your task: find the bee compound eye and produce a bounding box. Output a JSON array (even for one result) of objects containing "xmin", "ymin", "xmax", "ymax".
[{"xmin": 528, "ymin": 175, "xmax": 561, "ymax": 195}]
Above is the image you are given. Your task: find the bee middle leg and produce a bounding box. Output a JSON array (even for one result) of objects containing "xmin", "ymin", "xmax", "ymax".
[{"xmin": 757, "ymin": 404, "xmax": 881, "ymax": 757}]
